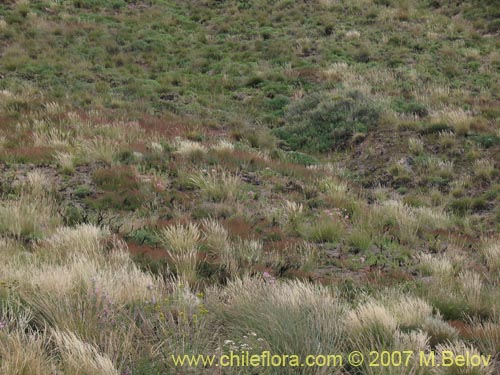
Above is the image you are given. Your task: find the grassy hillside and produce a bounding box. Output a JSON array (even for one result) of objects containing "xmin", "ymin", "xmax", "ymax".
[{"xmin": 0, "ymin": 0, "xmax": 499, "ymax": 374}]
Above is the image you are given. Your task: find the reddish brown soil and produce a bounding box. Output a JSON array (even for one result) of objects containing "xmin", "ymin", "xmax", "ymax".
[{"xmin": 127, "ymin": 241, "xmax": 169, "ymax": 261}]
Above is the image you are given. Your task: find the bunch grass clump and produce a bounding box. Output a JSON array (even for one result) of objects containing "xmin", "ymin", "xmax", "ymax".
[
  {"xmin": 54, "ymin": 151, "xmax": 75, "ymax": 174},
  {"xmin": 344, "ymin": 300, "xmax": 397, "ymax": 349},
  {"xmin": 189, "ymin": 169, "xmax": 241, "ymax": 202},
  {"xmin": 282, "ymin": 200, "xmax": 305, "ymax": 231},
  {"xmin": 417, "ymin": 253, "xmax": 455, "ymax": 278},
  {"xmin": 174, "ymin": 138, "xmax": 207, "ymax": 157},
  {"xmin": 0, "ymin": 194, "xmax": 60, "ymax": 240},
  {"xmin": 0, "ymin": 327, "xmax": 55, "ymax": 375},
  {"xmin": 408, "ymin": 137, "xmax": 424, "ymax": 155},
  {"xmin": 482, "ymin": 240, "xmax": 500, "ymax": 272},
  {"xmin": 386, "ymin": 295, "xmax": 434, "ymax": 330},
  {"xmin": 474, "ymin": 159, "xmax": 495, "ymax": 181},
  {"xmin": 76, "ymin": 137, "xmax": 118, "ymax": 165},
  {"xmin": 35, "ymin": 224, "xmax": 109, "ymax": 262},
  {"xmin": 159, "ymin": 223, "xmax": 201, "ymax": 282},
  {"xmin": 304, "ymin": 214, "xmax": 344, "ymax": 244},
  {"xmin": 53, "ymin": 330, "xmax": 119, "ymax": 375},
  {"xmin": 206, "ymin": 277, "xmax": 346, "ymax": 369},
  {"xmin": 201, "ymin": 218, "xmax": 264, "ymax": 276},
  {"xmin": 433, "ymin": 341, "xmax": 493, "ymax": 375}
]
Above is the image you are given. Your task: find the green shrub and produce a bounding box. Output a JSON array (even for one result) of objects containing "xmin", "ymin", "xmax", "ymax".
[
  {"xmin": 89, "ymin": 166, "xmax": 146, "ymax": 211},
  {"xmin": 63, "ymin": 205, "xmax": 85, "ymax": 226},
  {"xmin": 471, "ymin": 197, "xmax": 488, "ymax": 212},
  {"xmin": 273, "ymin": 90, "xmax": 382, "ymax": 152},
  {"xmin": 92, "ymin": 166, "xmax": 139, "ymax": 191},
  {"xmin": 448, "ymin": 198, "xmax": 472, "ymax": 216},
  {"xmin": 74, "ymin": 185, "xmax": 92, "ymax": 199},
  {"xmin": 86, "ymin": 190, "xmax": 144, "ymax": 211},
  {"xmin": 273, "ymin": 149, "xmax": 319, "ymax": 166},
  {"xmin": 419, "ymin": 123, "xmax": 454, "ymax": 135},
  {"xmin": 303, "ymin": 215, "xmax": 344, "ymax": 244},
  {"xmin": 349, "ymin": 227, "xmax": 372, "ymax": 252},
  {"xmin": 392, "ymin": 99, "xmax": 429, "ymax": 118},
  {"xmin": 471, "ymin": 134, "xmax": 500, "ymax": 148},
  {"xmin": 127, "ymin": 228, "xmax": 160, "ymax": 246}
]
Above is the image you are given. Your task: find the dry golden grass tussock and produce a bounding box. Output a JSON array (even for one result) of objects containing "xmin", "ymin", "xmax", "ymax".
[
  {"xmin": 230, "ymin": 238, "xmax": 263, "ymax": 264},
  {"xmin": 32, "ymin": 122, "xmax": 72, "ymax": 148},
  {"xmin": 19, "ymin": 169, "xmax": 54, "ymax": 198},
  {"xmin": 474, "ymin": 159, "xmax": 495, "ymax": 180},
  {"xmin": 469, "ymin": 320, "xmax": 500, "ymax": 356},
  {"xmin": 201, "ymin": 218, "xmax": 230, "ymax": 254},
  {"xmin": 91, "ymin": 264, "xmax": 166, "ymax": 305},
  {"xmin": 0, "ymin": 194, "xmax": 61, "ymax": 239},
  {"xmin": 159, "ymin": 222, "xmax": 200, "ymax": 282},
  {"xmin": 322, "ymin": 63, "xmax": 353, "ymax": 82},
  {"xmin": 385, "ymin": 294, "xmax": 434, "ymax": 329},
  {"xmin": 414, "ymin": 206, "xmax": 452, "ymax": 231},
  {"xmin": 416, "ymin": 252, "xmax": 455, "ymax": 278},
  {"xmin": 431, "ymin": 107, "xmax": 474, "ymax": 135},
  {"xmin": 317, "ymin": 0, "xmax": 338, "ymax": 9},
  {"xmin": 324, "ymin": 67, "xmax": 374, "ymax": 97},
  {"xmin": 482, "ymin": 240, "xmax": 500, "ymax": 271},
  {"xmin": 189, "ymin": 169, "xmax": 241, "ymax": 202},
  {"xmin": 54, "ymin": 150, "xmax": 75, "ymax": 173},
  {"xmin": 433, "ymin": 341, "xmax": 493, "ymax": 375},
  {"xmin": 0, "ymin": 303, "xmax": 54, "ymax": 375},
  {"xmin": 201, "ymin": 218, "xmax": 265, "ymax": 275},
  {"xmin": 0, "ymin": 86, "xmax": 38, "ymax": 112},
  {"xmin": 211, "ymin": 139, "xmax": 234, "ymax": 152},
  {"xmin": 345, "ymin": 30, "xmax": 361, "ymax": 39},
  {"xmin": 174, "ymin": 138, "xmax": 207, "ymax": 156},
  {"xmin": 320, "ymin": 176, "xmax": 349, "ymax": 195},
  {"xmin": 0, "ymin": 329, "xmax": 56, "ymax": 375},
  {"xmin": 373, "ymin": 200, "xmax": 451, "ymax": 242},
  {"xmin": 282, "ymin": 200, "xmax": 304, "ymax": 224},
  {"xmin": 53, "ymin": 330, "xmax": 119, "ymax": 375},
  {"xmin": 365, "ymin": 67, "xmax": 398, "ymax": 90},
  {"xmin": 319, "ymin": 176, "xmax": 356, "ymax": 208},
  {"xmin": 2, "ymin": 237, "xmax": 156, "ymax": 304},
  {"xmin": 307, "ymin": 162, "xmax": 339, "ymax": 173},
  {"xmin": 43, "ymin": 101, "xmax": 63, "ymax": 115},
  {"xmin": 206, "ymin": 277, "xmax": 346, "ymax": 360},
  {"xmin": 458, "ymin": 271, "xmax": 484, "ymax": 312},
  {"xmin": 210, "ymin": 277, "xmax": 325, "ymax": 309},
  {"xmin": 77, "ymin": 137, "xmax": 118, "ymax": 164},
  {"xmin": 394, "ymin": 330, "xmax": 430, "ymax": 353},
  {"xmin": 105, "ymin": 121, "xmax": 144, "ymax": 144},
  {"xmin": 36, "ymin": 224, "xmax": 110, "ymax": 262},
  {"xmin": 1, "ymin": 255, "xmax": 99, "ymax": 297},
  {"xmin": 408, "ymin": 137, "xmax": 424, "ymax": 155},
  {"xmin": 345, "ymin": 300, "xmax": 398, "ymax": 338},
  {"xmin": 0, "ymin": 237, "xmax": 24, "ymax": 261},
  {"xmin": 438, "ymin": 130, "xmax": 457, "ymax": 148},
  {"xmin": 148, "ymin": 141, "xmax": 163, "ymax": 153},
  {"xmin": 287, "ymin": 241, "xmax": 319, "ymax": 271},
  {"xmin": 159, "ymin": 222, "xmax": 201, "ymax": 254},
  {"xmin": 375, "ymin": 200, "xmax": 421, "ymax": 243},
  {"xmin": 421, "ymin": 315, "xmax": 459, "ymax": 345},
  {"xmin": 417, "ymin": 85, "xmax": 454, "ymax": 107},
  {"xmin": 418, "ymin": 155, "xmax": 454, "ymax": 175}
]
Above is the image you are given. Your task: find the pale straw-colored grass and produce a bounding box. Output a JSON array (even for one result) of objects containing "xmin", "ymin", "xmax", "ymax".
[{"xmin": 53, "ymin": 330, "xmax": 119, "ymax": 375}]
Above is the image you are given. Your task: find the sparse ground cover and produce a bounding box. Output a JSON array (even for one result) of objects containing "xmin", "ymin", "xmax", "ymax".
[{"xmin": 0, "ymin": 0, "xmax": 499, "ymax": 374}]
